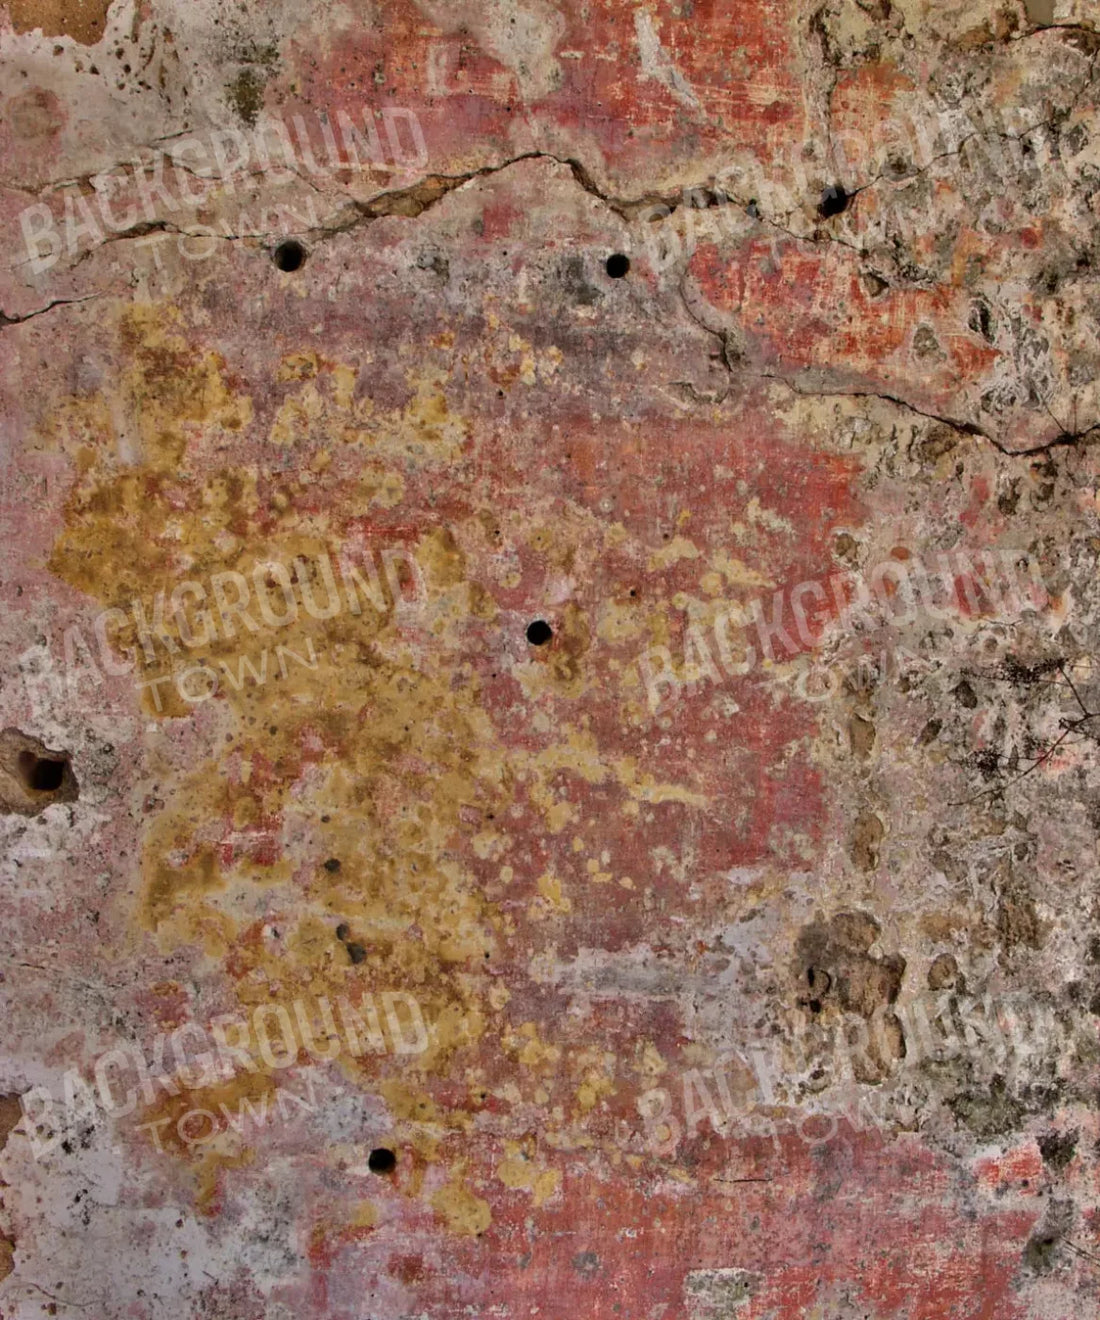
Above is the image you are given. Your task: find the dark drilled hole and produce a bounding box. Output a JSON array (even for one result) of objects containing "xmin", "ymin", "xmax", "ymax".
[
  {"xmin": 526, "ymin": 619, "xmax": 553, "ymax": 646},
  {"xmin": 605, "ymin": 253, "xmax": 630, "ymax": 278},
  {"xmin": 368, "ymin": 1147, "xmax": 397, "ymax": 1174},
  {"xmin": 17, "ymin": 750, "xmax": 66, "ymax": 793},
  {"xmin": 323, "ymin": 857, "xmax": 341, "ymax": 873},
  {"xmin": 273, "ymin": 239, "xmax": 306, "ymax": 272},
  {"xmin": 818, "ymin": 185, "xmax": 850, "ymax": 219}
]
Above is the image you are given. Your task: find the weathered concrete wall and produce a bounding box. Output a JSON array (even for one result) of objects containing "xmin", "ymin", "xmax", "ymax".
[{"xmin": 2, "ymin": 1, "xmax": 1100, "ymax": 1316}]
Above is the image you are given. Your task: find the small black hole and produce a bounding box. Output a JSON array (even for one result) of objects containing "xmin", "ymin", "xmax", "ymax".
[
  {"xmin": 809, "ymin": 999, "xmax": 822, "ymax": 1014},
  {"xmin": 18, "ymin": 751, "xmax": 65, "ymax": 792},
  {"xmin": 818, "ymin": 185, "xmax": 850, "ymax": 219},
  {"xmin": 346, "ymin": 942, "xmax": 367, "ymax": 964},
  {"xmin": 368, "ymin": 1147, "xmax": 397, "ymax": 1174},
  {"xmin": 335, "ymin": 923, "xmax": 350, "ymax": 941},
  {"xmin": 273, "ymin": 240, "xmax": 306, "ymax": 272},
  {"xmin": 31, "ymin": 759, "xmax": 64, "ymax": 791},
  {"xmin": 526, "ymin": 619, "xmax": 553, "ymax": 646},
  {"xmin": 323, "ymin": 857, "xmax": 341, "ymax": 873},
  {"xmin": 605, "ymin": 253, "xmax": 630, "ymax": 278}
]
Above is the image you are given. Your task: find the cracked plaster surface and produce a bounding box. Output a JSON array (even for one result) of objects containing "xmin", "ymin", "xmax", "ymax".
[{"xmin": 3, "ymin": 1, "xmax": 1100, "ymax": 1317}]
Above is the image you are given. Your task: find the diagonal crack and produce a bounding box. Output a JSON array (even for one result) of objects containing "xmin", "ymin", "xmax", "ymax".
[
  {"xmin": 0, "ymin": 293, "xmax": 102, "ymax": 328},
  {"xmin": 854, "ymin": 39, "xmax": 1099, "ymax": 198},
  {"xmin": 309, "ymin": 151, "xmax": 637, "ymax": 234},
  {"xmin": 671, "ymin": 270, "xmax": 1097, "ymax": 459},
  {"xmin": 756, "ymin": 373, "xmax": 1097, "ymax": 459},
  {"xmin": 667, "ymin": 191, "xmax": 1100, "ymax": 462},
  {"xmin": 1010, "ymin": 22, "xmax": 1100, "ymax": 42}
]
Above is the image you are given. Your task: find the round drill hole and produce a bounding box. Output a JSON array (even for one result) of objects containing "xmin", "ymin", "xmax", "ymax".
[
  {"xmin": 368, "ymin": 1147, "xmax": 397, "ymax": 1175},
  {"xmin": 526, "ymin": 619, "xmax": 553, "ymax": 646},
  {"xmin": 818, "ymin": 185, "xmax": 850, "ymax": 219},
  {"xmin": 17, "ymin": 750, "xmax": 66, "ymax": 792},
  {"xmin": 273, "ymin": 239, "xmax": 306, "ymax": 272},
  {"xmin": 605, "ymin": 253, "xmax": 630, "ymax": 278}
]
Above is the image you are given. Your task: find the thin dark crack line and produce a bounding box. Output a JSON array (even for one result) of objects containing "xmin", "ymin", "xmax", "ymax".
[
  {"xmin": 752, "ymin": 373, "xmax": 1097, "ymax": 459},
  {"xmin": 854, "ymin": 41, "xmax": 1099, "ymax": 197},
  {"xmin": 671, "ymin": 262, "xmax": 1099, "ymax": 458},
  {"xmin": 949, "ymin": 663, "xmax": 1099, "ymax": 806},
  {"xmin": 0, "ymin": 293, "xmax": 101, "ymax": 327},
  {"xmin": 857, "ymin": 109, "xmax": 1087, "ymax": 197},
  {"xmin": 1064, "ymin": 1238, "xmax": 1100, "ymax": 1271},
  {"xmin": 1010, "ymin": 23, "xmax": 1100, "ymax": 42},
  {"xmin": 671, "ymin": 271, "xmax": 738, "ymax": 403}
]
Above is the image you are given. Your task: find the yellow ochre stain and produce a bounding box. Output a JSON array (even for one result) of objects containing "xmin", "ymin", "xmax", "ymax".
[{"xmin": 35, "ymin": 305, "xmax": 717, "ymax": 1219}]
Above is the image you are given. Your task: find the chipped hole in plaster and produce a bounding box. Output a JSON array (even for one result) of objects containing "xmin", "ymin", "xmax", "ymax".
[
  {"xmin": 526, "ymin": 620, "xmax": 553, "ymax": 646},
  {"xmin": 818, "ymin": 185, "xmax": 850, "ymax": 219},
  {"xmin": 368, "ymin": 1148, "xmax": 397, "ymax": 1174},
  {"xmin": 323, "ymin": 857, "xmax": 341, "ymax": 873},
  {"xmin": 273, "ymin": 240, "xmax": 306, "ymax": 272},
  {"xmin": 605, "ymin": 253, "xmax": 630, "ymax": 279},
  {"xmin": 1, "ymin": 730, "xmax": 79, "ymax": 816},
  {"xmin": 18, "ymin": 750, "xmax": 66, "ymax": 792}
]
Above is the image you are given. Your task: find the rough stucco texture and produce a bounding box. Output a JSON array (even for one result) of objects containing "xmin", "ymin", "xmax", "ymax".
[{"xmin": 3, "ymin": 0, "xmax": 1100, "ymax": 1317}]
